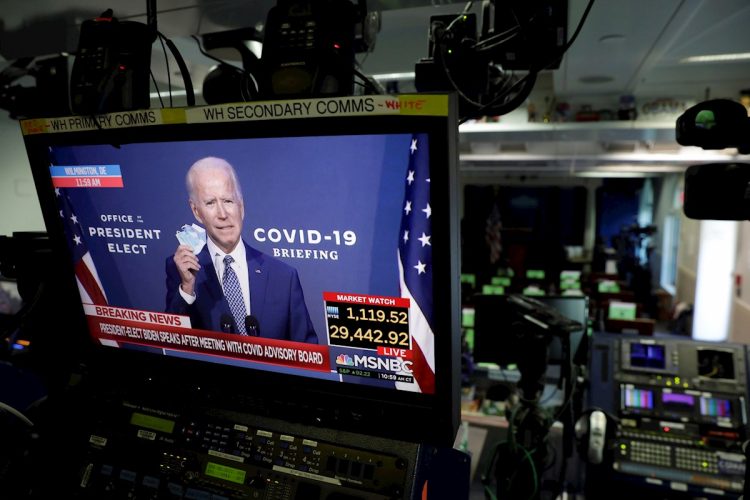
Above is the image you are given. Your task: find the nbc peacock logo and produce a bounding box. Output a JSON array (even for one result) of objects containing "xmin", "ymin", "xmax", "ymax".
[{"xmin": 335, "ymin": 354, "xmax": 354, "ymax": 366}]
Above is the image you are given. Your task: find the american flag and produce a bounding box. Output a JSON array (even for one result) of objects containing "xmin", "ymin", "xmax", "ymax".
[
  {"xmin": 56, "ymin": 188, "xmax": 108, "ymax": 305},
  {"xmin": 485, "ymin": 202, "xmax": 503, "ymax": 264},
  {"xmin": 397, "ymin": 134, "xmax": 435, "ymax": 394}
]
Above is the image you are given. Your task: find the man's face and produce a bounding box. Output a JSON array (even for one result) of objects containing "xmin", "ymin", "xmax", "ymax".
[{"xmin": 189, "ymin": 166, "xmax": 244, "ymax": 254}]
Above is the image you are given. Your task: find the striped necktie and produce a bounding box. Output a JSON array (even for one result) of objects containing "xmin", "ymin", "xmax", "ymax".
[{"xmin": 222, "ymin": 255, "xmax": 247, "ymax": 334}]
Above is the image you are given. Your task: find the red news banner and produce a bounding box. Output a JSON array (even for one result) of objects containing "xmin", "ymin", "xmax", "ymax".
[{"xmin": 82, "ymin": 304, "xmax": 330, "ymax": 371}]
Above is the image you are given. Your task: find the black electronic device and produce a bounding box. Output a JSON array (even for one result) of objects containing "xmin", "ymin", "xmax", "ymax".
[
  {"xmin": 69, "ymin": 9, "xmax": 155, "ymax": 115},
  {"xmin": 199, "ymin": 27, "xmax": 264, "ymax": 105},
  {"xmin": 20, "ymin": 93, "xmax": 460, "ymax": 449},
  {"xmin": 678, "ymin": 99, "xmax": 750, "ymax": 222},
  {"xmin": 676, "ymin": 99, "xmax": 750, "ymax": 153},
  {"xmin": 261, "ymin": 0, "xmax": 358, "ymax": 98},
  {"xmin": 68, "ymin": 395, "xmax": 420, "ymax": 500},
  {"xmin": 414, "ymin": 0, "xmax": 585, "ymax": 120},
  {"xmin": 478, "ymin": 294, "xmax": 583, "ymax": 499},
  {"xmin": 538, "ymin": 295, "xmax": 588, "ymax": 366},
  {"xmin": 0, "ymin": 55, "xmax": 71, "ymax": 119},
  {"xmin": 415, "ymin": 13, "xmax": 487, "ymax": 119},
  {"xmin": 18, "ymin": 93, "xmax": 464, "ymax": 499},
  {"xmin": 472, "ymin": 294, "xmax": 583, "ymax": 369},
  {"xmin": 683, "ymin": 163, "xmax": 750, "ymax": 221},
  {"xmin": 587, "ymin": 333, "xmax": 748, "ymax": 498},
  {"xmin": 480, "ymin": 0, "xmax": 568, "ymax": 70}
]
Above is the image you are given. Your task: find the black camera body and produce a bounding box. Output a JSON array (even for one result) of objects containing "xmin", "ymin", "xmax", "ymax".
[
  {"xmin": 678, "ymin": 99, "xmax": 750, "ymax": 220},
  {"xmin": 676, "ymin": 99, "xmax": 750, "ymax": 153}
]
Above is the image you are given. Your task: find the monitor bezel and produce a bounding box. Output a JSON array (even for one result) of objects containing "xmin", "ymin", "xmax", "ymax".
[{"xmin": 21, "ymin": 96, "xmax": 461, "ymax": 445}]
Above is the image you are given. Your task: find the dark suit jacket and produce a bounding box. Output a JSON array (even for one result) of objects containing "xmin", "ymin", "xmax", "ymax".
[{"xmin": 165, "ymin": 241, "xmax": 318, "ymax": 343}]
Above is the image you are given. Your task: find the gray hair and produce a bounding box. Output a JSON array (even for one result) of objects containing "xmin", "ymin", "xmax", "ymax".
[{"xmin": 186, "ymin": 157, "xmax": 244, "ymax": 204}]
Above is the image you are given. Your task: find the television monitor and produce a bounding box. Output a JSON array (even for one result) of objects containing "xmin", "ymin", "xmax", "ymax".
[
  {"xmin": 621, "ymin": 385, "xmax": 654, "ymax": 410},
  {"xmin": 21, "ymin": 94, "xmax": 461, "ymax": 445},
  {"xmin": 630, "ymin": 343, "xmax": 666, "ymax": 369},
  {"xmin": 609, "ymin": 301, "xmax": 637, "ymax": 320},
  {"xmin": 471, "ymin": 294, "xmax": 587, "ymax": 367},
  {"xmin": 538, "ymin": 296, "xmax": 589, "ymax": 365}
]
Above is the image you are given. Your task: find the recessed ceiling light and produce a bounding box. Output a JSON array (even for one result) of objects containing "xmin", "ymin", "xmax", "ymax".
[
  {"xmin": 579, "ymin": 75, "xmax": 614, "ymax": 84},
  {"xmin": 682, "ymin": 52, "xmax": 750, "ymax": 63}
]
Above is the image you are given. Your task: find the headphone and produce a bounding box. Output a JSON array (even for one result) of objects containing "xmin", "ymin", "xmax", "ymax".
[{"xmin": 574, "ymin": 408, "xmax": 619, "ymax": 465}]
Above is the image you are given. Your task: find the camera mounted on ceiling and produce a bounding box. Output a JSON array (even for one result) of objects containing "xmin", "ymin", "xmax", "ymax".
[
  {"xmin": 200, "ymin": 0, "xmax": 380, "ymax": 105},
  {"xmin": 415, "ymin": 0, "xmax": 573, "ymax": 120},
  {"xmin": 0, "ymin": 55, "xmax": 71, "ymax": 119},
  {"xmin": 677, "ymin": 98, "xmax": 750, "ymax": 221},
  {"xmin": 69, "ymin": 0, "xmax": 195, "ymax": 115}
]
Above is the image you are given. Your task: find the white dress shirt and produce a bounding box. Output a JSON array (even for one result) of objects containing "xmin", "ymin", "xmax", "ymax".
[{"xmin": 179, "ymin": 238, "xmax": 252, "ymax": 315}]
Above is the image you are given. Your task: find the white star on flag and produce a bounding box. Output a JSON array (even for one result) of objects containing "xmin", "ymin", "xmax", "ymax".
[
  {"xmin": 55, "ymin": 188, "xmax": 60, "ymax": 196},
  {"xmin": 58, "ymin": 190, "xmax": 108, "ymax": 306},
  {"xmin": 406, "ymin": 170, "xmax": 415, "ymax": 185},
  {"xmin": 410, "ymin": 138, "xmax": 418, "ymax": 154},
  {"xmin": 403, "ymin": 230, "xmax": 409, "ymax": 243},
  {"xmin": 418, "ymin": 233, "xmax": 431, "ymax": 247},
  {"xmin": 422, "ymin": 203, "xmax": 431, "ymax": 219},
  {"xmin": 404, "ymin": 200, "xmax": 412, "ymax": 215},
  {"xmin": 414, "ymin": 260, "xmax": 426, "ymax": 274}
]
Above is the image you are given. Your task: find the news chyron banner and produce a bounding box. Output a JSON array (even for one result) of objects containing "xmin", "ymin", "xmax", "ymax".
[
  {"xmin": 20, "ymin": 94, "xmax": 449, "ymax": 135},
  {"xmin": 31, "ymin": 111, "xmax": 440, "ymax": 394}
]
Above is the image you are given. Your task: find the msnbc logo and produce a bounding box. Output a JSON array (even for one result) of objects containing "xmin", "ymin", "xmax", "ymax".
[{"xmin": 336, "ymin": 354, "xmax": 354, "ymax": 366}]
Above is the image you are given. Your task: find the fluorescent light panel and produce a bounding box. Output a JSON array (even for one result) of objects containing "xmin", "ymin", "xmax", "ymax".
[
  {"xmin": 370, "ymin": 71, "xmax": 416, "ymax": 81},
  {"xmin": 682, "ymin": 52, "xmax": 750, "ymax": 63}
]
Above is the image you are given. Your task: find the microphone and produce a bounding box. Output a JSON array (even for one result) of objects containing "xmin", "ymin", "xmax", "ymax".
[
  {"xmin": 220, "ymin": 313, "xmax": 236, "ymax": 333},
  {"xmin": 245, "ymin": 315, "xmax": 260, "ymax": 337}
]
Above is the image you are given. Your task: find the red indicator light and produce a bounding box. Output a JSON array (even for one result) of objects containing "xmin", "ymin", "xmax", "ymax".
[
  {"xmin": 333, "ymin": 43, "xmax": 341, "ymax": 49},
  {"xmin": 663, "ymin": 426, "xmax": 671, "ymax": 432},
  {"xmin": 118, "ymin": 65, "xmax": 127, "ymax": 71}
]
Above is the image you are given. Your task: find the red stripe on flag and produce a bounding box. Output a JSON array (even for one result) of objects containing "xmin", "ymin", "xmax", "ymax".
[
  {"xmin": 75, "ymin": 259, "xmax": 107, "ymax": 305},
  {"xmin": 410, "ymin": 340, "xmax": 435, "ymax": 394}
]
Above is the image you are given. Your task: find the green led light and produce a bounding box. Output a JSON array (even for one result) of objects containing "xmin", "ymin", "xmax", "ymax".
[
  {"xmin": 675, "ymin": 377, "xmax": 681, "ymax": 384},
  {"xmin": 620, "ymin": 444, "xmax": 627, "ymax": 450},
  {"xmin": 130, "ymin": 412, "xmax": 175, "ymax": 434},
  {"xmin": 205, "ymin": 462, "xmax": 246, "ymax": 485},
  {"xmin": 702, "ymin": 461, "xmax": 709, "ymax": 468}
]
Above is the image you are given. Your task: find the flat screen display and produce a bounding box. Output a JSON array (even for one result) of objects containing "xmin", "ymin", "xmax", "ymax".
[
  {"xmin": 661, "ymin": 391, "xmax": 695, "ymax": 408},
  {"xmin": 629, "ymin": 343, "xmax": 666, "ymax": 369},
  {"xmin": 622, "ymin": 386, "xmax": 654, "ymax": 410},
  {"xmin": 538, "ymin": 296, "xmax": 588, "ymax": 364},
  {"xmin": 700, "ymin": 397, "xmax": 733, "ymax": 418},
  {"xmin": 22, "ymin": 97, "xmax": 460, "ymax": 430},
  {"xmin": 698, "ymin": 349, "xmax": 735, "ymax": 380},
  {"xmin": 48, "ymin": 132, "xmax": 438, "ymax": 393}
]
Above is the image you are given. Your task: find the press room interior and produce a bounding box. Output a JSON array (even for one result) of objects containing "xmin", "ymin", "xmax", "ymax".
[{"xmin": 1, "ymin": 0, "xmax": 750, "ymax": 499}]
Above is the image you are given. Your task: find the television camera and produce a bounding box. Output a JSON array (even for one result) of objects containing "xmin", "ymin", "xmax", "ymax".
[
  {"xmin": 477, "ymin": 294, "xmax": 583, "ymax": 499},
  {"xmin": 678, "ymin": 98, "xmax": 750, "ymax": 220},
  {"xmin": 414, "ymin": 0, "xmax": 594, "ymax": 121}
]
